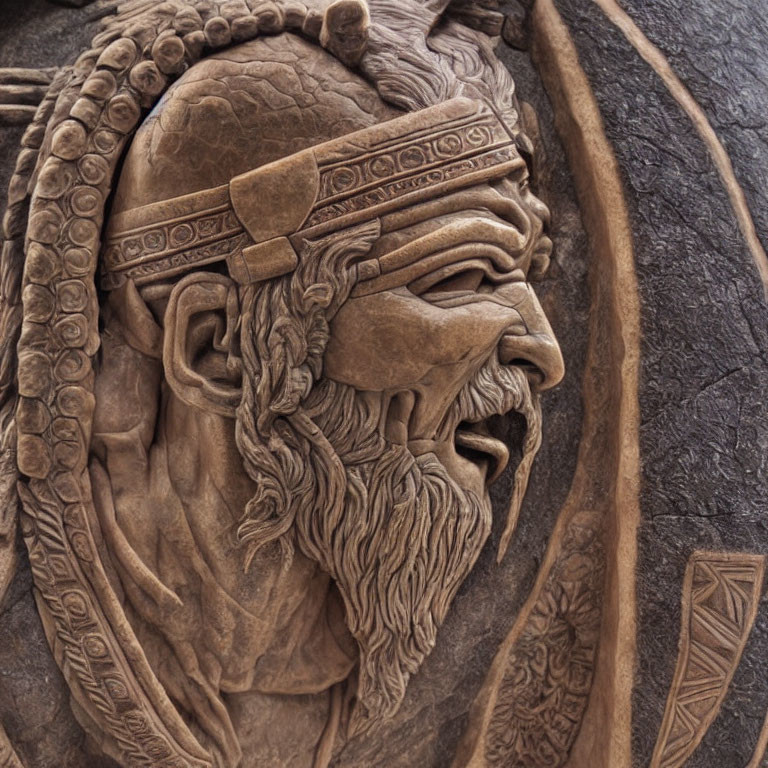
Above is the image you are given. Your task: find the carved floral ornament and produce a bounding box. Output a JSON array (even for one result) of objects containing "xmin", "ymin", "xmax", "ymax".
[{"xmin": 0, "ymin": 0, "xmax": 591, "ymax": 766}]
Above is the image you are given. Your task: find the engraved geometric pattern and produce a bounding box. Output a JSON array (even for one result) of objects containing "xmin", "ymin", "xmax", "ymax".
[
  {"xmin": 651, "ymin": 552, "xmax": 765, "ymax": 768},
  {"xmin": 483, "ymin": 509, "xmax": 604, "ymax": 768}
]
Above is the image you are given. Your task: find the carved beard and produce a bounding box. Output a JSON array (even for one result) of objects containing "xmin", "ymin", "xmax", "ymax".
[
  {"xmin": 234, "ymin": 246, "xmax": 540, "ymax": 732},
  {"xmin": 289, "ymin": 355, "xmax": 539, "ymax": 736},
  {"xmin": 299, "ymin": 392, "xmax": 489, "ymax": 736}
]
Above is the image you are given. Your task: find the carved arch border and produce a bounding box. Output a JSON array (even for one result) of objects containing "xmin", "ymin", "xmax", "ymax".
[
  {"xmin": 3, "ymin": 3, "xmax": 379, "ymax": 766},
  {"xmin": 452, "ymin": 1, "xmax": 641, "ymax": 766}
]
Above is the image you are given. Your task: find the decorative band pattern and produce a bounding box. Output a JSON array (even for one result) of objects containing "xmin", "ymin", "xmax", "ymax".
[
  {"xmin": 314, "ymin": 113, "xmax": 512, "ymax": 205},
  {"xmin": 306, "ymin": 146, "xmax": 519, "ymax": 228}
]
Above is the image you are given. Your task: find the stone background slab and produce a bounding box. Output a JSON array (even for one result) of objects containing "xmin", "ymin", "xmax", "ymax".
[
  {"xmin": 1, "ymin": 1, "xmax": 767, "ymax": 766},
  {"xmin": 552, "ymin": 2, "xmax": 768, "ymax": 765}
]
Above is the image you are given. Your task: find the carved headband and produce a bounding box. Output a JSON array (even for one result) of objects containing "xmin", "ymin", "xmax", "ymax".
[{"xmin": 101, "ymin": 97, "xmax": 526, "ymax": 291}]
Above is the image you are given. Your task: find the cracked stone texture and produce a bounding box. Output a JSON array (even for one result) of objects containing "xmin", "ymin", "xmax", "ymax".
[
  {"xmin": 0, "ymin": 3, "xmax": 590, "ymax": 767},
  {"xmin": 554, "ymin": 1, "xmax": 768, "ymax": 766}
]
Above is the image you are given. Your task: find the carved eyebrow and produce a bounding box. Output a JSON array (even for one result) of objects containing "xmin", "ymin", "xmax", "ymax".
[
  {"xmin": 379, "ymin": 184, "xmax": 532, "ymax": 236},
  {"xmin": 352, "ymin": 241, "xmax": 526, "ymax": 297},
  {"xmin": 350, "ymin": 215, "xmax": 535, "ymax": 296},
  {"xmin": 382, "ymin": 219, "xmax": 528, "ymax": 271}
]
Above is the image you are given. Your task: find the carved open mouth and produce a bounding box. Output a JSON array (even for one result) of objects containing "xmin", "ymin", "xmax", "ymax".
[{"xmin": 453, "ymin": 416, "xmax": 510, "ymax": 485}]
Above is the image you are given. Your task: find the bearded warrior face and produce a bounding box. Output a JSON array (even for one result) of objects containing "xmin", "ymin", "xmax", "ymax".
[
  {"xmin": 9, "ymin": 10, "xmax": 564, "ymax": 765},
  {"xmin": 95, "ymin": 32, "xmax": 564, "ymax": 736}
]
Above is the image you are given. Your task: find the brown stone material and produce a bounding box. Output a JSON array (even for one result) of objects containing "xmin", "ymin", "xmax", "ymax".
[
  {"xmin": 0, "ymin": 1, "xmax": 582, "ymax": 765},
  {"xmin": 651, "ymin": 552, "xmax": 765, "ymax": 768},
  {"xmin": 4, "ymin": 0, "xmax": 768, "ymax": 765}
]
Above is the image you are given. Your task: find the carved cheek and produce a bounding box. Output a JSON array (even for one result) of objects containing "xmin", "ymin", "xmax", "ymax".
[{"xmin": 324, "ymin": 289, "xmax": 519, "ymax": 391}]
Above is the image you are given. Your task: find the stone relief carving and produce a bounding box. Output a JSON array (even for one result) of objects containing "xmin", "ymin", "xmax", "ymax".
[
  {"xmin": 3, "ymin": 0, "xmax": 767, "ymax": 766},
  {"xmin": 480, "ymin": 509, "xmax": 603, "ymax": 768},
  {"xmin": 0, "ymin": 1, "xmax": 574, "ymax": 766},
  {"xmin": 650, "ymin": 552, "xmax": 765, "ymax": 768},
  {"xmin": 0, "ymin": 69, "xmax": 58, "ymax": 128}
]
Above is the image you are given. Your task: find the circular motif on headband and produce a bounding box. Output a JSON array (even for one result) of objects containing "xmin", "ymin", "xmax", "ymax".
[
  {"xmin": 369, "ymin": 155, "xmax": 396, "ymax": 177},
  {"xmin": 143, "ymin": 230, "xmax": 167, "ymax": 252},
  {"xmin": 434, "ymin": 133, "xmax": 463, "ymax": 157},
  {"xmin": 170, "ymin": 223, "xmax": 195, "ymax": 246},
  {"xmin": 398, "ymin": 145, "xmax": 427, "ymax": 169},
  {"xmin": 466, "ymin": 125, "xmax": 492, "ymax": 146},
  {"xmin": 330, "ymin": 166, "xmax": 358, "ymax": 193}
]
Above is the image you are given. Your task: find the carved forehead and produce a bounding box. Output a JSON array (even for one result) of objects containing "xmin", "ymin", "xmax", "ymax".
[{"xmin": 112, "ymin": 33, "xmax": 399, "ymax": 213}]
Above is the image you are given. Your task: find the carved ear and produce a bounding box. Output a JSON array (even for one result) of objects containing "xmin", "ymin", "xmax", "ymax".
[{"xmin": 163, "ymin": 273, "xmax": 241, "ymax": 418}]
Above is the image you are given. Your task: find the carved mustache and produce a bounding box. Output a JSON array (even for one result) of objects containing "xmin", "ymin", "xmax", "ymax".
[{"xmin": 446, "ymin": 355, "xmax": 543, "ymax": 562}]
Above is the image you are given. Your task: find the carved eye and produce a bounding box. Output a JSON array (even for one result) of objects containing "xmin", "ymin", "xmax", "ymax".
[
  {"xmin": 419, "ymin": 268, "xmax": 485, "ymax": 295},
  {"xmin": 410, "ymin": 260, "xmax": 523, "ymax": 298}
]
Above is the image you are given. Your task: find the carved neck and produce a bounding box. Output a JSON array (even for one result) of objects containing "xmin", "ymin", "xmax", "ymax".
[{"xmin": 91, "ymin": 327, "xmax": 356, "ymax": 759}]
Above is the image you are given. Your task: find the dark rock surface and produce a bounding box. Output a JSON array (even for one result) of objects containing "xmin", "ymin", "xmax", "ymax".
[{"xmin": 553, "ymin": 1, "xmax": 768, "ymax": 766}]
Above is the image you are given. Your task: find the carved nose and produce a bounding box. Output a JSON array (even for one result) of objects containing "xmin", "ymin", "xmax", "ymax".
[{"xmin": 499, "ymin": 287, "xmax": 564, "ymax": 391}]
